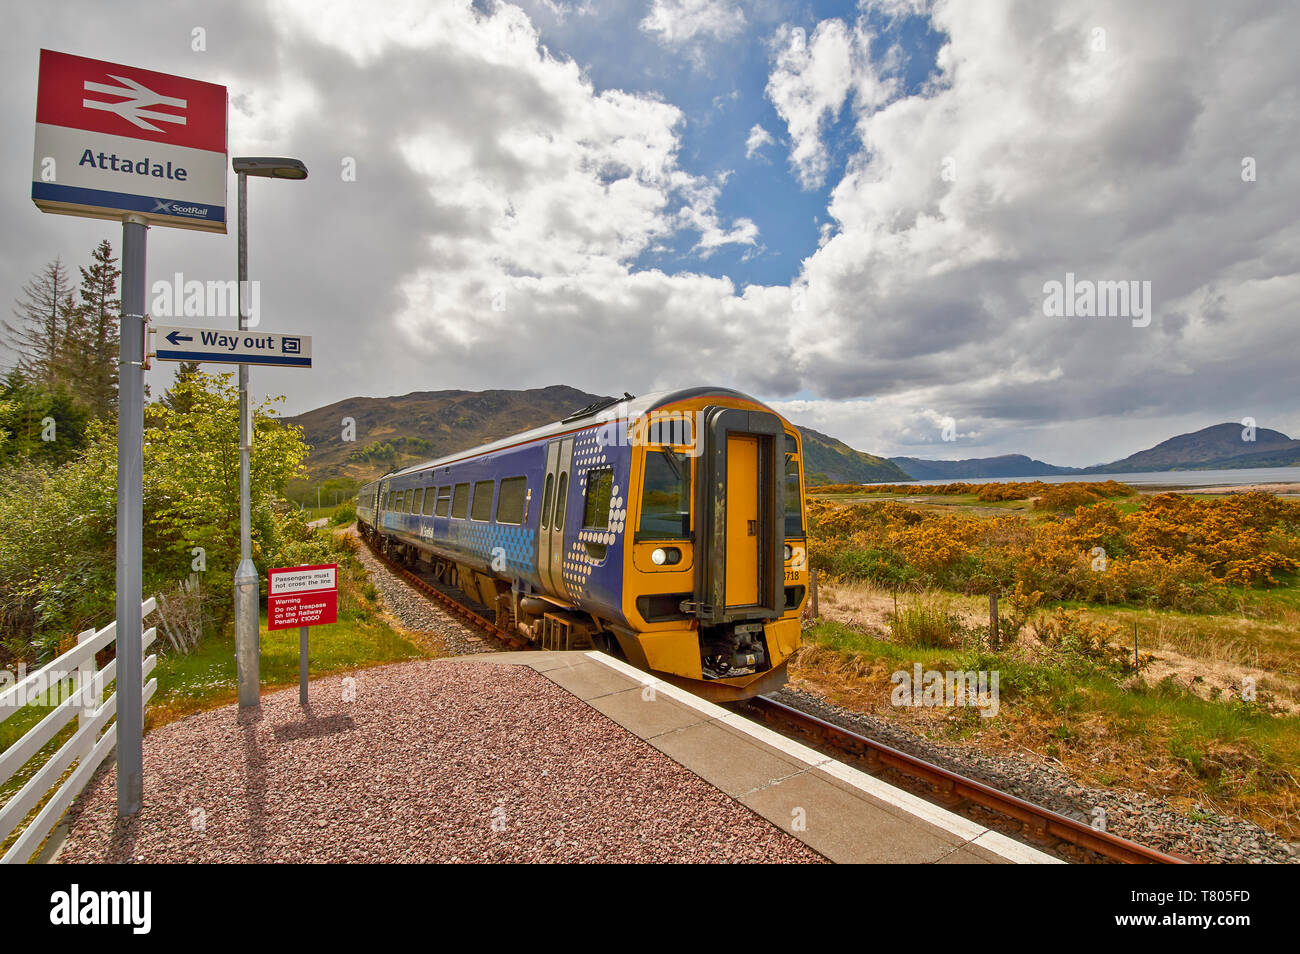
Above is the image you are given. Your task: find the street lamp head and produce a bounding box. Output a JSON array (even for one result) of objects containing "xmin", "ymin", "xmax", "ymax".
[{"xmin": 232, "ymin": 156, "xmax": 308, "ymax": 180}]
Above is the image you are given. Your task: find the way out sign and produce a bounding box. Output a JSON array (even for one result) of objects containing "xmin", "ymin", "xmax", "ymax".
[
  {"xmin": 268, "ymin": 564, "xmax": 337, "ymax": 630},
  {"xmin": 154, "ymin": 325, "xmax": 312, "ymax": 368},
  {"xmin": 31, "ymin": 49, "xmax": 228, "ymax": 232}
]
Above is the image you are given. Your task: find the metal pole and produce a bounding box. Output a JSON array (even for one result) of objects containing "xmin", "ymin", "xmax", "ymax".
[
  {"xmin": 116, "ymin": 213, "xmax": 148, "ymax": 816},
  {"xmin": 299, "ymin": 625, "xmax": 309, "ymax": 706},
  {"xmin": 234, "ymin": 170, "xmax": 260, "ymax": 707}
]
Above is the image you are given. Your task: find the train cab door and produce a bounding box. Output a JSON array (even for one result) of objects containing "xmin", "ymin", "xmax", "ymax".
[
  {"xmin": 537, "ymin": 437, "xmax": 574, "ymax": 599},
  {"xmin": 725, "ymin": 435, "xmax": 761, "ymax": 608}
]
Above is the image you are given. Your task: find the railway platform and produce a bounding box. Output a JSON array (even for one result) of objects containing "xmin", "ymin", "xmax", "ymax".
[
  {"xmin": 473, "ymin": 651, "xmax": 1059, "ymax": 864},
  {"xmin": 50, "ymin": 652, "xmax": 1059, "ymax": 864}
]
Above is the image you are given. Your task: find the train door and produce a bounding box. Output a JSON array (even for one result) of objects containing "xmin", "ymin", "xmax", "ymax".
[
  {"xmin": 725, "ymin": 435, "xmax": 760, "ymax": 608},
  {"xmin": 537, "ymin": 437, "xmax": 574, "ymax": 598}
]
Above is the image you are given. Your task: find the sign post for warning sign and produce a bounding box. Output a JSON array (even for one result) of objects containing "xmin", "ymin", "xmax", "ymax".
[
  {"xmin": 268, "ymin": 565, "xmax": 338, "ymax": 706},
  {"xmin": 31, "ymin": 50, "xmax": 228, "ymax": 820}
]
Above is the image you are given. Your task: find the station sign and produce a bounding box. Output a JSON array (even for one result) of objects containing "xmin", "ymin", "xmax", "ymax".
[
  {"xmin": 31, "ymin": 49, "xmax": 228, "ymax": 232},
  {"xmin": 268, "ymin": 564, "xmax": 337, "ymax": 631},
  {"xmin": 153, "ymin": 324, "xmax": 312, "ymax": 367}
]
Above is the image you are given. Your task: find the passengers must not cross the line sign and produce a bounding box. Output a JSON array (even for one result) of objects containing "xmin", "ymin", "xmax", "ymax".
[{"xmin": 153, "ymin": 324, "xmax": 312, "ymax": 367}]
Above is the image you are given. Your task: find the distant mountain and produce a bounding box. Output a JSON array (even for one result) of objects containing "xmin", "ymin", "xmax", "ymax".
[
  {"xmin": 884, "ymin": 422, "xmax": 1300, "ymax": 482},
  {"xmin": 284, "ymin": 385, "xmax": 605, "ymax": 484},
  {"xmin": 798, "ymin": 427, "xmax": 911, "ymax": 484},
  {"xmin": 284, "ymin": 387, "xmax": 912, "ymax": 488},
  {"xmin": 888, "ymin": 454, "xmax": 1080, "ymax": 480},
  {"xmin": 1084, "ymin": 423, "xmax": 1300, "ymax": 473}
]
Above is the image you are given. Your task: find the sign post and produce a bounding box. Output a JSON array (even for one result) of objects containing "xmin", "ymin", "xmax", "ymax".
[
  {"xmin": 32, "ymin": 50, "xmax": 227, "ymax": 818},
  {"xmin": 267, "ymin": 565, "xmax": 338, "ymax": 707}
]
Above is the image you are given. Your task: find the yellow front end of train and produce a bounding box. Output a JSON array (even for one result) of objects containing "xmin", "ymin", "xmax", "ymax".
[{"xmin": 616, "ymin": 393, "xmax": 809, "ymax": 703}]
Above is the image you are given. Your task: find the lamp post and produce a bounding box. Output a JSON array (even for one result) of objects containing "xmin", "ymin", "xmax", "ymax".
[{"xmin": 232, "ymin": 156, "xmax": 308, "ymax": 709}]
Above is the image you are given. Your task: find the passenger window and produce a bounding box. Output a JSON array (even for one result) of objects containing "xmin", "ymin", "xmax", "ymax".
[
  {"xmin": 423, "ymin": 488, "xmax": 436, "ymax": 515},
  {"xmin": 471, "ymin": 480, "xmax": 494, "ymax": 521},
  {"xmin": 405, "ymin": 489, "xmax": 414, "ymax": 513},
  {"xmin": 496, "ymin": 477, "xmax": 527, "ymax": 525},
  {"xmin": 413, "ymin": 488, "xmax": 424, "ymax": 515},
  {"xmin": 582, "ymin": 469, "xmax": 613, "ymax": 529},
  {"xmin": 540, "ymin": 473, "xmax": 554, "ymax": 530},
  {"xmin": 436, "ymin": 486, "xmax": 451, "ymax": 517},
  {"xmin": 638, "ymin": 450, "xmax": 689, "ymax": 539},
  {"xmin": 451, "ymin": 483, "xmax": 470, "ymax": 518},
  {"xmin": 785, "ymin": 448, "xmax": 804, "ymax": 537},
  {"xmin": 553, "ymin": 473, "xmax": 569, "ymax": 530}
]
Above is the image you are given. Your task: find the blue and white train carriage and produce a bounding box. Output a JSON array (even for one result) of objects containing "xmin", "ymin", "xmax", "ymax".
[{"xmin": 356, "ymin": 386, "xmax": 809, "ymax": 701}]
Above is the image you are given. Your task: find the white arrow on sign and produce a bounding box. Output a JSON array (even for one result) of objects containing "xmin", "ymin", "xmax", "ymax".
[
  {"xmin": 153, "ymin": 325, "xmax": 312, "ymax": 368},
  {"xmin": 83, "ymin": 75, "xmax": 187, "ymax": 132}
]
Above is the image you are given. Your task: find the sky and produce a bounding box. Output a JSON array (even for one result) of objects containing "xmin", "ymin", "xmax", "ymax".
[{"xmin": 1, "ymin": 0, "xmax": 1296, "ymax": 468}]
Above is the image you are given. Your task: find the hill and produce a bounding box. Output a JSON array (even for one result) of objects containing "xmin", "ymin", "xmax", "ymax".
[
  {"xmin": 1085, "ymin": 422, "xmax": 1300, "ymax": 472},
  {"xmin": 282, "ymin": 387, "xmax": 910, "ymax": 491},
  {"xmin": 888, "ymin": 454, "xmax": 1079, "ymax": 480},
  {"xmin": 283, "ymin": 385, "xmax": 605, "ymax": 489},
  {"xmin": 798, "ymin": 427, "xmax": 911, "ymax": 484}
]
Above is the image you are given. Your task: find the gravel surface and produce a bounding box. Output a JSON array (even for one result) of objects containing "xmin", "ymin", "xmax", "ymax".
[
  {"xmin": 351, "ymin": 532, "xmax": 499, "ymax": 656},
  {"xmin": 772, "ymin": 686, "xmax": 1299, "ymax": 864},
  {"xmin": 59, "ymin": 661, "xmax": 823, "ymax": 863}
]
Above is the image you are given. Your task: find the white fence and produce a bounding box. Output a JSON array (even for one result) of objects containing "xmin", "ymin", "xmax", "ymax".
[{"xmin": 0, "ymin": 597, "xmax": 157, "ymax": 863}]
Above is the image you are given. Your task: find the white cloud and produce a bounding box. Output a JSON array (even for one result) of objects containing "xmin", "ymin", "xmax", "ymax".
[
  {"xmin": 766, "ymin": 18, "xmax": 898, "ymax": 189},
  {"xmin": 745, "ymin": 123, "xmax": 775, "ymax": 158},
  {"xmin": 640, "ymin": 0, "xmax": 747, "ymax": 45}
]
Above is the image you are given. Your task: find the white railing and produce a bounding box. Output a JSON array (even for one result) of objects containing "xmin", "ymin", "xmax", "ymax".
[{"xmin": 0, "ymin": 597, "xmax": 157, "ymax": 863}]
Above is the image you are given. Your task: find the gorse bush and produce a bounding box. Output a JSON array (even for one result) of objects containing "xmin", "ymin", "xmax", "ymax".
[{"xmin": 808, "ymin": 491, "xmax": 1300, "ymax": 613}]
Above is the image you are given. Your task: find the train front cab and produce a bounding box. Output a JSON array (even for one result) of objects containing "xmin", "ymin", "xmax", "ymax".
[{"xmin": 621, "ymin": 399, "xmax": 808, "ymax": 702}]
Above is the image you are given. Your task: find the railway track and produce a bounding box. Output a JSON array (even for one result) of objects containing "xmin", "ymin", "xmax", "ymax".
[{"xmin": 359, "ymin": 529, "xmax": 1186, "ymax": 865}]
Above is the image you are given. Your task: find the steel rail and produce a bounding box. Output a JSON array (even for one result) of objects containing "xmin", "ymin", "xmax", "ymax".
[
  {"xmin": 746, "ymin": 694, "xmax": 1190, "ymax": 865},
  {"xmin": 360, "ymin": 532, "xmax": 527, "ymax": 648}
]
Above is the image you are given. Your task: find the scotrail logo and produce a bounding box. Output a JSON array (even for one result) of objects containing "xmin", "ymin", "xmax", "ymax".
[{"xmin": 49, "ymin": 884, "xmax": 151, "ymax": 934}]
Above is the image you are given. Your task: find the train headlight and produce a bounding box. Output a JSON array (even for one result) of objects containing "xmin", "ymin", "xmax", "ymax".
[
  {"xmin": 651, "ymin": 547, "xmax": 681, "ymax": 566},
  {"xmin": 783, "ymin": 544, "xmax": 793, "ymax": 561}
]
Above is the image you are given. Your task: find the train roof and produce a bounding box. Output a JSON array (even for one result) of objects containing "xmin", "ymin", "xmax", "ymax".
[{"xmin": 383, "ymin": 385, "xmax": 782, "ymax": 480}]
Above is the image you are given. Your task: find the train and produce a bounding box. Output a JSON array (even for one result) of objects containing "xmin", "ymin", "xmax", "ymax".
[{"xmin": 355, "ymin": 386, "xmax": 809, "ymax": 701}]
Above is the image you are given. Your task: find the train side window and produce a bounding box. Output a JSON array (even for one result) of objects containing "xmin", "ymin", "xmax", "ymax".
[
  {"xmin": 423, "ymin": 488, "xmax": 436, "ymax": 515},
  {"xmin": 496, "ymin": 476, "xmax": 527, "ymax": 525},
  {"xmin": 436, "ymin": 486, "xmax": 451, "ymax": 517},
  {"xmin": 637, "ymin": 450, "xmax": 689, "ymax": 539},
  {"xmin": 540, "ymin": 473, "xmax": 554, "ymax": 529},
  {"xmin": 553, "ymin": 473, "xmax": 569, "ymax": 531},
  {"xmin": 413, "ymin": 488, "xmax": 424, "ymax": 515},
  {"xmin": 471, "ymin": 480, "xmax": 494, "ymax": 521},
  {"xmin": 582, "ymin": 468, "xmax": 613, "ymax": 560},
  {"xmin": 784, "ymin": 452, "xmax": 804, "ymax": 537},
  {"xmin": 582, "ymin": 469, "xmax": 613, "ymax": 530},
  {"xmin": 405, "ymin": 489, "xmax": 414, "ymax": 513},
  {"xmin": 451, "ymin": 483, "xmax": 470, "ymax": 518}
]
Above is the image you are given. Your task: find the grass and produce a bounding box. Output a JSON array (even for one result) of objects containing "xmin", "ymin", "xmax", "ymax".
[{"xmin": 796, "ymin": 600, "xmax": 1300, "ymax": 839}]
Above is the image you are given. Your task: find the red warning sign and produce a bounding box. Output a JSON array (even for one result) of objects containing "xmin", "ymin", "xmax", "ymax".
[{"xmin": 268, "ymin": 564, "xmax": 337, "ymax": 631}]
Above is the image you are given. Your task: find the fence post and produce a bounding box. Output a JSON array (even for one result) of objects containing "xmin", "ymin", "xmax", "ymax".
[
  {"xmin": 75, "ymin": 628, "xmax": 98, "ymax": 761},
  {"xmin": 988, "ymin": 593, "xmax": 999, "ymax": 650},
  {"xmin": 809, "ymin": 569, "xmax": 819, "ymax": 620}
]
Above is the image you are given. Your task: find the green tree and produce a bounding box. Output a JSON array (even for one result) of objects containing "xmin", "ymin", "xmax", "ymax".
[
  {"xmin": 65, "ymin": 240, "xmax": 121, "ymax": 418},
  {"xmin": 144, "ymin": 371, "xmax": 310, "ymax": 602},
  {"xmin": 0, "ymin": 369, "xmax": 91, "ymax": 465}
]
